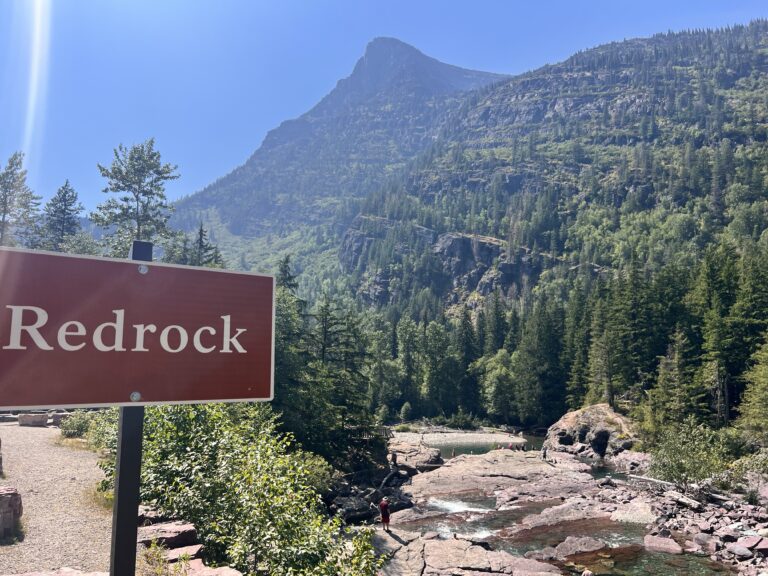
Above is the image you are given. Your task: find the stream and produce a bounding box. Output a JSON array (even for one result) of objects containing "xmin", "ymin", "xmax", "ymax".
[{"xmin": 397, "ymin": 439, "xmax": 733, "ymax": 575}]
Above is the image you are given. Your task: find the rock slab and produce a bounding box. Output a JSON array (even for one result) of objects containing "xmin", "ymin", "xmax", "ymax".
[
  {"xmin": 137, "ymin": 520, "xmax": 198, "ymax": 548},
  {"xmin": 644, "ymin": 534, "xmax": 683, "ymax": 555},
  {"xmin": 18, "ymin": 413, "xmax": 49, "ymax": 427}
]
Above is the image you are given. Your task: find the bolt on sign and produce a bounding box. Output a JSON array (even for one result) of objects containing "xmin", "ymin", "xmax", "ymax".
[{"xmin": 0, "ymin": 247, "xmax": 274, "ymax": 409}]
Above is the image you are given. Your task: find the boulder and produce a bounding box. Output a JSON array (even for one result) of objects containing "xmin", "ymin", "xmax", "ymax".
[
  {"xmin": 543, "ymin": 404, "xmax": 638, "ymax": 460},
  {"xmin": 553, "ymin": 536, "xmax": 606, "ymax": 559},
  {"xmin": 332, "ymin": 495, "xmax": 376, "ymax": 523},
  {"xmin": 137, "ymin": 520, "xmax": 197, "ymax": 548},
  {"xmin": 693, "ymin": 533, "xmax": 720, "ymax": 553},
  {"xmin": 137, "ymin": 504, "xmax": 170, "ymax": 526},
  {"xmin": 50, "ymin": 412, "xmax": 70, "ymax": 426},
  {"xmin": 644, "ymin": 534, "xmax": 683, "ymax": 555},
  {"xmin": 725, "ymin": 543, "xmax": 753, "ymax": 559},
  {"xmin": 18, "ymin": 413, "xmax": 49, "ymax": 427},
  {"xmin": 610, "ymin": 500, "xmax": 656, "ymax": 524},
  {"xmin": 388, "ymin": 440, "xmax": 443, "ymax": 474},
  {"xmin": 0, "ymin": 486, "xmax": 23, "ymax": 540}
]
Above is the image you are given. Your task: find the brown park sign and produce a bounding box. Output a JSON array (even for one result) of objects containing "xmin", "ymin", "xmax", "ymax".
[{"xmin": 0, "ymin": 247, "xmax": 274, "ymax": 409}]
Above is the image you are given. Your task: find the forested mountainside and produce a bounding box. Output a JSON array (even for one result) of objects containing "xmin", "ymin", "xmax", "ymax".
[
  {"xmin": 171, "ymin": 37, "xmax": 505, "ymax": 265},
  {"xmin": 339, "ymin": 21, "xmax": 768, "ymax": 431},
  {"xmin": 174, "ymin": 22, "xmax": 768, "ymax": 437}
]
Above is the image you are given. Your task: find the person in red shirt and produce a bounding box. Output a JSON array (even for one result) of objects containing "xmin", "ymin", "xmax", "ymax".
[{"xmin": 379, "ymin": 496, "xmax": 391, "ymax": 532}]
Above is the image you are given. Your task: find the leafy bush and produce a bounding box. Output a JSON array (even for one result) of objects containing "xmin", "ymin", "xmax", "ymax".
[
  {"xmin": 98, "ymin": 403, "xmax": 382, "ymax": 575},
  {"xmin": 399, "ymin": 402, "xmax": 412, "ymax": 422},
  {"xmin": 650, "ymin": 417, "xmax": 729, "ymax": 493},
  {"xmin": 375, "ymin": 405, "xmax": 390, "ymax": 425},
  {"xmin": 393, "ymin": 424, "xmax": 412, "ymax": 432},
  {"xmin": 60, "ymin": 410, "xmax": 93, "ymax": 438},
  {"xmin": 87, "ymin": 408, "xmax": 119, "ymax": 453},
  {"xmin": 445, "ymin": 410, "xmax": 479, "ymax": 431}
]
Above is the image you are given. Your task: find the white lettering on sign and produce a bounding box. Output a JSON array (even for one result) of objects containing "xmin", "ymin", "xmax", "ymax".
[{"xmin": 1, "ymin": 306, "xmax": 248, "ymax": 354}]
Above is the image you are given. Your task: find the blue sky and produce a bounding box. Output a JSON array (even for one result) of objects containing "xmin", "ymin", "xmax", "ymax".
[{"xmin": 2, "ymin": 1, "xmax": 767, "ymax": 211}]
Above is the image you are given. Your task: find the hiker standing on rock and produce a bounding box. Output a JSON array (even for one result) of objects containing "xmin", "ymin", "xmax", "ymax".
[{"xmin": 379, "ymin": 496, "xmax": 391, "ymax": 532}]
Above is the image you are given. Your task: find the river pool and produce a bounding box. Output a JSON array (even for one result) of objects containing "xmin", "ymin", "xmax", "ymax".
[{"xmin": 393, "ymin": 492, "xmax": 733, "ymax": 575}]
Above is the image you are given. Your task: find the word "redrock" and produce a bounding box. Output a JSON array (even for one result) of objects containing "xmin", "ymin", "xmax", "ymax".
[{"xmin": 1, "ymin": 306, "xmax": 247, "ymax": 354}]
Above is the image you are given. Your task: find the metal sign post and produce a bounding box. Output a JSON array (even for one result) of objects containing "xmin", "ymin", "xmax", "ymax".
[{"xmin": 110, "ymin": 240, "xmax": 152, "ymax": 576}]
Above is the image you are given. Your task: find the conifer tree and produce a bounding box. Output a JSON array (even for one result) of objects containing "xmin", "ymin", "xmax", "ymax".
[
  {"xmin": 737, "ymin": 338, "xmax": 768, "ymax": 445},
  {"xmin": 92, "ymin": 138, "xmax": 179, "ymax": 253},
  {"xmin": 0, "ymin": 152, "xmax": 41, "ymax": 247},
  {"xmin": 41, "ymin": 180, "xmax": 83, "ymax": 251},
  {"xmin": 455, "ymin": 306, "xmax": 481, "ymax": 414}
]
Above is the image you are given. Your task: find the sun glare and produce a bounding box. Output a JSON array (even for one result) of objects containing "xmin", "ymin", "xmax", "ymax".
[{"xmin": 22, "ymin": 0, "xmax": 51, "ymax": 160}]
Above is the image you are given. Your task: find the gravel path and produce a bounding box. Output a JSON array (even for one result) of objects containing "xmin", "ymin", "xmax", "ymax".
[{"xmin": 0, "ymin": 424, "xmax": 111, "ymax": 574}]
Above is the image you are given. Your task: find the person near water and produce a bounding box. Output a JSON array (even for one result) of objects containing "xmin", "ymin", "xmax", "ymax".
[
  {"xmin": 541, "ymin": 445, "xmax": 548, "ymax": 461},
  {"xmin": 379, "ymin": 496, "xmax": 391, "ymax": 531}
]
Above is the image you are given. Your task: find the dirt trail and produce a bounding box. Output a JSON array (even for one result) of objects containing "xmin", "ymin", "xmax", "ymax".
[{"xmin": 0, "ymin": 423, "xmax": 110, "ymax": 574}]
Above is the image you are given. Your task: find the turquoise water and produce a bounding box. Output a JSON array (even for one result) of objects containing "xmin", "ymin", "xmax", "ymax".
[{"xmin": 558, "ymin": 545, "xmax": 733, "ymax": 575}]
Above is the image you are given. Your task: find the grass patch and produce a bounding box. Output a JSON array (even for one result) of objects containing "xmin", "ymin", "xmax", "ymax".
[
  {"xmin": 87, "ymin": 486, "xmax": 113, "ymax": 511},
  {"xmin": 55, "ymin": 436, "xmax": 91, "ymax": 450},
  {"xmin": 137, "ymin": 541, "xmax": 191, "ymax": 575}
]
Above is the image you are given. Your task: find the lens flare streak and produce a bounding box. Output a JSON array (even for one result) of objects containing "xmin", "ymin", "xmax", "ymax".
[{"xmin": 22, "ymin": 0, "xmax": 51, "ymax": 159}]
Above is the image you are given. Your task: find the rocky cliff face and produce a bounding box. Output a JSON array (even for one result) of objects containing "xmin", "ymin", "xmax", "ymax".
[
  {"xmin": 341, "ymin": 217, "xmax": 540, "ymax": 305},
  {"xmin": 173, "ymin": 39, "xmax": 505, "ymax": 238}
]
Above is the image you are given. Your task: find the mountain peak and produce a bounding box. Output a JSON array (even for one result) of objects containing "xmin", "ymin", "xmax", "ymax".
[{"xmin": 329, "ymin": 37, "xmax": 506, "ymax": 105}]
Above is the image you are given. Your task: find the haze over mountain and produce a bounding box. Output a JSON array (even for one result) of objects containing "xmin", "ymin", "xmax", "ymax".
[{"xmin": 173, "ymin": 38, "xmax": 505, "ymax": 246}]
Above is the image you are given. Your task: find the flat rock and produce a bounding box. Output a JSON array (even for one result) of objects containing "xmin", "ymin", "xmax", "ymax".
[
  {"xmin": 187, "ymin": 559, "xmax": 242, "ymax": 575},
  {"xmin": 726, "ymin": 543, "xmax": 753, "ymax": 559},
  {"xmin": 755, "ymin": 537, "xmax": 768, "ymax": 553},
  {"xmin": 644, "ymin": 534, "xmax": 683, "ymax": 555},
  {"xmin": 554, "ymin": 536, "xmax": 606, "ymax": 559},
  {"xmin": 405, "ymin": 449, "xmax": 594, "ymax": 507},
  {"xmin": 165, "ymin": 543, "xmax": 204, "ymax": 562},
  {"xmin": 388, "ymin": 439, "xmax": 443, "ymax": 474},
  {"xmin": 380, "ymin": 533, "xmax": 561, "ymax": 575},
  {"xmin": 610, "ymin": 499, "xmax": 656, "ymax": 524},
  {"xmin": 738, "ymin": 535, "xmax": 763, "ymax": 549},
  {"xmin": 137, "ymin": 520, "xmax": 197, "ymax": 548}
]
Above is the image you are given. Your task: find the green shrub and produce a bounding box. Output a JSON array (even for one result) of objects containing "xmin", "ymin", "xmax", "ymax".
[
  {"xmin": 650, "ymin": 417, "xmax": 729, "ymax": 493},
  {"xmin": 445, "ymin": 409, "xmax": 479, "ymax": 431},
  {"xmin": 375, "ymin": 405, "xmax": 390, "ymax": 425},
  {"xmin": 399, "ymin": 402, "xmax": 412, "ymax": 422},
  {"xmin": 97, "ymin": 404, "xmax": 382, "ymax": 575},
  {"xmin": 393, "ymin": 424, "xmax": 412, "ymax": 432},
  {"xmin": 87, "ymin": 408, "xmax": 119, "ymax": 453},
  {"xmin": 60, "ymin": 410, "xmax": 93, "ymax": 438}
]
